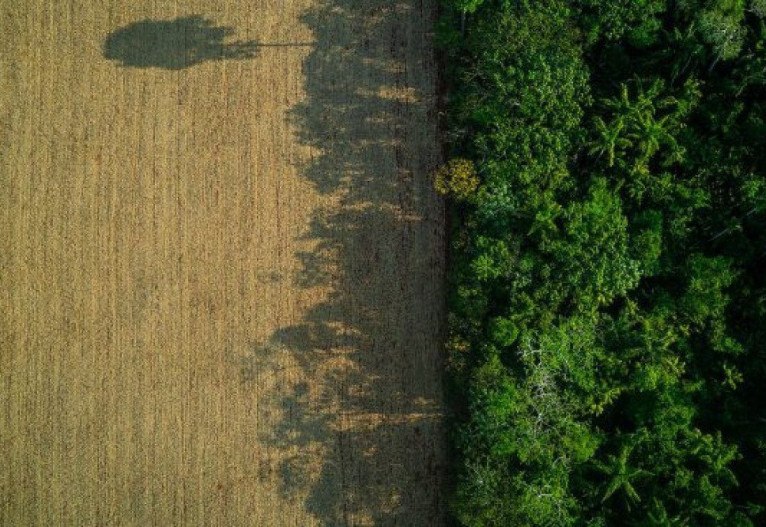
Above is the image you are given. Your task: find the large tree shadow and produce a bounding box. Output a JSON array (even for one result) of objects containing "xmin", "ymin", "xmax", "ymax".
[
  {"xmin": 246, "ymin": 0, "xmax": 447, "ymax": 524},
  {"xmin": 104, "ymin": 16, "xmax": 310, "ymax": 70}
]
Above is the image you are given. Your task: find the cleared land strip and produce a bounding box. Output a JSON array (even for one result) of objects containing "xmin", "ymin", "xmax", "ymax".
[{"xmin": 0, "ymin": 1, "xmax": 445, "ymax": 524}]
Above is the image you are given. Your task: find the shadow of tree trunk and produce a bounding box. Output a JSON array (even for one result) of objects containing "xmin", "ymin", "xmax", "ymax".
[{"xmin": 104, "ymin": 16, "xmax": 311, "ymax": 69}]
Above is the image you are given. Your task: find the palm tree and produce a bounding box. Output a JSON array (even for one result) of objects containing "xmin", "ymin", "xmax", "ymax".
[
  {"xmin": 631, "ymin": 111, "xmax": 680, "ymax": 165},
  {"xmin": 645, "ymin": 498, "xmax": 689, "ymax": 526},
  {"xmin": 594, "ymin": 442, "xmax": 652, "ymax": 509},
  {"xmin": 589, "ymin": 116, "xmax": 632, "ymax": 167}
]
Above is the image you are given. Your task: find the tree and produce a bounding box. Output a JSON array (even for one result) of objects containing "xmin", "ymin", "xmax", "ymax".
[
  {"xmin": 698, "ymin": 0, "xmax": 747, "ymax": 69},
  {"xmin": 594, "ymin": 442, "xmax": 652, "ymax": 509},
  {"xmin": 440, "ymin": 0, "xmax": 766, "ymax": 522}
]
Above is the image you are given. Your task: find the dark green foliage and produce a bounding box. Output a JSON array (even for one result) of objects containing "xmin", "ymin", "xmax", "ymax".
[
  {"xmin": 575, "ymin": 0, "xmax": 667, "ymax": 46},
  {"xmin": 440, "ymin": 0, "xmax": 766, "ymax": 524}
]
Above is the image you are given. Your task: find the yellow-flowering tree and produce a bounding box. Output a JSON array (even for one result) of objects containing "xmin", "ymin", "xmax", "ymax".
[{"xmin": 433, "ymin": 158, "xmax": 479, "ymax": 201}]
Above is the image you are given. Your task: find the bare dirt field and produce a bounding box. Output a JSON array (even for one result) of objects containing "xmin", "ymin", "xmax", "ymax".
[{"xmin": 0, "ymin": 1, "xmax": 445, "ymax": 525}]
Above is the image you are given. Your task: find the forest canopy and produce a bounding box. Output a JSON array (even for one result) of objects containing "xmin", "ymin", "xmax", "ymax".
[{"xmin": 437, "ymin": 0, "xmax": 766, "ymax": 524}]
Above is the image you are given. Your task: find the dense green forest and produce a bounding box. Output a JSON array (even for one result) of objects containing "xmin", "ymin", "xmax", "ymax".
[{"xmin": 436, "ymin": 0, "xmax": 766, "ymax": 524}]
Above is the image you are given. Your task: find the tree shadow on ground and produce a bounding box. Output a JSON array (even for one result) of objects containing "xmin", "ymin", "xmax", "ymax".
[
  {"xmin": 245, "ymin": 0, "xmax": 447, "ymax": 524},
  {"xmin": 104, "ymin": 16, "xmax": 309, "ymax": 70}
]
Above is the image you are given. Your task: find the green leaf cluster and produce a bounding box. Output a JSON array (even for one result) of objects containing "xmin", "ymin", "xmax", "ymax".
[{"xmin": 440, "ymin": 0, "xmax": 766, "ymax": 524}]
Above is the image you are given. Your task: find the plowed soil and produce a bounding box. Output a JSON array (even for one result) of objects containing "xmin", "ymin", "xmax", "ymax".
[{"xmin": 0, "ymin": 1, "xmax": 446, "ymax": 524}]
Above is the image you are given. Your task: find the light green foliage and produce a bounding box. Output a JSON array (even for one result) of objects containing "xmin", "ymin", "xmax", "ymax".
[
  {"xmin": 698, "ymin": 0, "xmax": 747, "ymax": 63},
  {"xmin": 588, "ymin": 80, "xmax": 696, "ymax": 202},
  {"xmin": 470, "ymin": 237, "xmax": 512, "ymax": 281},
  {"xmin": 594, "ymin": 443, "xmax": 651, "ymax": 506},
  {"xmin": 546, "ymin": 178, "xmax": 640, "ymax": 306}
]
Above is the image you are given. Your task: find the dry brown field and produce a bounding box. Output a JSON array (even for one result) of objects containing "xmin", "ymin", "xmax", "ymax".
[{"xmin": 0, "ymin": 0, "xmax": 446, "ymax": 525}]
